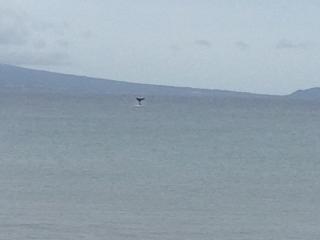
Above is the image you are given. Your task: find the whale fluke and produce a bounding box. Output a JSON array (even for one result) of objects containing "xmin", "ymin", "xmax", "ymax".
[{"xmin": 136, "ymin": 97, "xmax": 145, "ymax": 105}]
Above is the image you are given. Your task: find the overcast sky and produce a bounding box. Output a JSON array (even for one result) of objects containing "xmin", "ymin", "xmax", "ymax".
[{"xmin": 1, "ymin": 0, "xmax": 320, "ymax": 94}]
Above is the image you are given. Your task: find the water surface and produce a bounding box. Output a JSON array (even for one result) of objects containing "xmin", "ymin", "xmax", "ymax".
[{"xmin": 0, "ymin": 93, "xmax": 319, "ymax": 239}]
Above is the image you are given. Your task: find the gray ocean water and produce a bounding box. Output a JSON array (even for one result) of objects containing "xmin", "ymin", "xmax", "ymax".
[{"xmin": 0, "ymin": 93, "xmax": 319, "ymax": 240}]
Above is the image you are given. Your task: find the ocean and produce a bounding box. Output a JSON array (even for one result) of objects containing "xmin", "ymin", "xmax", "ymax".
[{"xmin": 0, "ymin": 93, "xmax": 319, "ymax": 239}]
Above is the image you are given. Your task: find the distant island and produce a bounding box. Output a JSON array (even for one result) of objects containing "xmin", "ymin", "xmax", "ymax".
[
  {"xmin": 289, "ymin": 88, "xmax": 320, "ymax": 100},
  {"xmin": 0, "ymin": 63, "xmax": 318, "ymax": 100}
]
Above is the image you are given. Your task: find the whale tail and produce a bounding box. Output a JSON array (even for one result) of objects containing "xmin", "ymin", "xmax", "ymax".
[{"xmin": 136, "ymin": 97, "xmax": 145, "ymax": 105}]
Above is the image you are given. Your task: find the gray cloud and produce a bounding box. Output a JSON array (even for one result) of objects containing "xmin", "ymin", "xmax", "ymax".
[
  {"xmin": 0, "ymin": 7, "xmax": 71, "ymax": 67},
  {"xmin": 33, "ymin": 39, "xmax": 47, "ymax": 49},
  {"xmin": 194, "ymin": 40, "xmax": 212, "ymax": 48},
  {"xmin": 82, "ymin": 30, "xmax": 94, "ymax": 39},
  {"xmin": 31, "ymin": 20, "xmax": 68, "ymax": 37},
  {"xmin": 235, "ymin": 41, "xmax": 250, "ymax": 50},
  {"xmin": 0, "ymin": 50, "xmax": 69, "ymax": 67},
  {"xmin": 56, "ymin": 39, "xmax": 70, "ymax": 48},
  {"xmin": 169, "ymin": 44, "xmax": 181, "ymax": 52},
  {"xmin": 0, "ymin": 9, "xmax": 29, "ymax": 45},
  {"xmin": 276, "ymin": 39, "xmax": 307, "ymax": 50}
]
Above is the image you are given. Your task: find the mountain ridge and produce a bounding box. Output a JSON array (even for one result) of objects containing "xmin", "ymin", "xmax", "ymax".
[
  {"xmin": 289, "ymin": 87, "xmax": 320, "ymax": 100},
  {"xmin": 0, "ymin": 63, "xmax": 318, "ymax": 99}
]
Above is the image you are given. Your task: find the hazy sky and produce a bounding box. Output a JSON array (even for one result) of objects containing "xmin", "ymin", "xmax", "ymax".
[{"xmin": 1, "ymin": 0, "xmax": 320, "ymax": 94}]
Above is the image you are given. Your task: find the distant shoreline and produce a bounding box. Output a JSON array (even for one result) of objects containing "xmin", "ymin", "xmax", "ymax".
[{"xmin": 0, "ymin": 63, "xmax": 319, "ymax": 100}]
